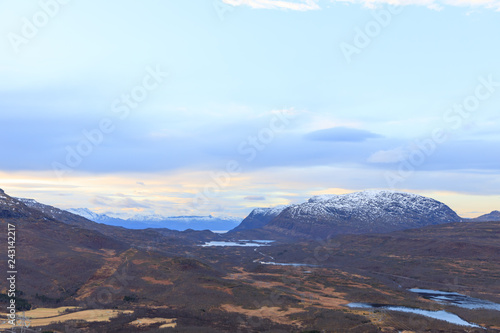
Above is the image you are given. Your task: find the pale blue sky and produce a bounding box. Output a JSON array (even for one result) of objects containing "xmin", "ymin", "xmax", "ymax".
[{"xmin": 1, "ymin": 0, "xmax": 499, "ymax": 218}]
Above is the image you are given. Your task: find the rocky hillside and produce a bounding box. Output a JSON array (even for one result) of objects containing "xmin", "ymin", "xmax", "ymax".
[
  {"xmin": 17, "ymin": 197, "xmax": 108, "ymax": 231},
  {"xmin": 1, "ymin": 189, "xmax": 40, "ymax": 219},
  {"xmin": 263, "ymin": 190, "xmax": 462, "ymax": 238}
]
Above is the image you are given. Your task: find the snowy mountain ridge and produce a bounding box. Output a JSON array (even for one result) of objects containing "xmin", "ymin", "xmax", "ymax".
[
  {"xmin": 288, "ymin": 190, "xmax": 449, "ymax": 219},
  {"xmin": 67, "ymin": 208, "xmax": 116, "ymax": 222},
  {"xmin": 66, "ymin": 208, "xmax": 241, "ymax": 231},
  {"xmin": 264, "ymin": 190, "xmax": 463, "ymax": 238}
]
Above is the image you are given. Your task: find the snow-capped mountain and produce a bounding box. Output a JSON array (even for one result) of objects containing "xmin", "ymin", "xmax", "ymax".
[
  {"xmin": 126, "ymin": 214, "xmax": 240, "ymax": 223},
  {"xmin": 126, "ymin": 214, "xmax": 242, "ymax": 231},
  {"xmin": 67, "ymin": 208, "xmax": 117, "ymax": 223},
  {"xmin": 67, "ymin": 208, "xmax": 242, "ymax": 231},
  {"xmin": 260, "ymin": 190, "xmax": 462, "ymax": 238},
  {"xmin": 230, "ymin": 205, "xmax": 289, "ymax": 232},
  {"xmin": 127, "ymin": 213, "xmax": 166, "ymax": 223}
]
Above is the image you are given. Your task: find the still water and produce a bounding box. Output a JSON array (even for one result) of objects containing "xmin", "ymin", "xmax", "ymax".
[
  {"xmin": 347, "ymin": 303, "xmax": 480, "ymax": 328},
  {"xmin": 410, "ymin": 288, "xmax": 500, "ymax": 311},
  {"xmin": 200, "ymin": 240, "xmax": 274, "ymax": 247}
]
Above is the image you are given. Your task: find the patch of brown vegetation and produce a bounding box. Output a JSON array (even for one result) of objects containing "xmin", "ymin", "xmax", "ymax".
[
  {"xmin": 129, "ymin": 317, "xmax": 176, "ymax": 328},
  {"xmin": 203, "ymin": 285, "xmax": 234, "ymax": 295},
  {"xmin": 0, "ymin": 307, "xmax": 80, "ymax": 319},
  {"xmin": 71, "ymin": 247, "xmax": 117, "ymax": 257},
  {"xmin": 221, "ymin": 304, "xmax": 304, "ymax": 326},
  {"xmin": 0, "ymin": 309, "xmax": 133, "ymax": 329},
  {"xmin": 295, "ymin": 285, "xmax": 349, "ymax": 309},
  {"xmin": 132, "ymin": 259, "xmax": 149, "ymax": 265},
  {"xmin": 141, "ymin": 277, "xmax": 173, "ymax": 286},
  {"xmin": 224, "ymin": 268, "xmax": 349, "ymax": 310},
  {"xmin": 75, "ymin": 249, "xmax": 136, "ymax": 300}
]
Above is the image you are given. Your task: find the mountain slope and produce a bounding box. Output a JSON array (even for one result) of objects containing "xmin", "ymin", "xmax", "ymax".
[
  {"xmin": 1, "ymin": 190, "xmax": 39, "ymax": 219},
  {"xmin": 230, "ymin": 205, "xmax": 288, "ymax": 232},
  {"xmin": 264, "ymin": 190, "xmax": 462, "ymax": 238},
  {"xmin": 470, "ymin": 210, "xmax": 500, "ymax": 222},
  {"xmin": 0, "ymin": 188, "xmax": 231, "ymax": 316},
  {"xmin": 1, "ymin": 189, "xmax": 130, "ymax": 300},
  {"xmin": 17, "ymin": 197, "xmax": 110, "ymax": 232}
]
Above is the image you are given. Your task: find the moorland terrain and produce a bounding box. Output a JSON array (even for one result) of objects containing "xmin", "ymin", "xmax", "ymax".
[{"xmin": 1, "ymin": 188, "xmax": 499, "ymax": 332}]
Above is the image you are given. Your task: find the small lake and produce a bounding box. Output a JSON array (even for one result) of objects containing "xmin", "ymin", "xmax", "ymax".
[
  {"xmin": 258, "ymin": 261, "xmax": 321, "ymax": 267},
  {"xmin": 200, "ymin": 240, "xmax": 274, "ymax": 247},
  {"xmin": 410, "ymin": 288, "xmax": 500, "ymax": 311},
  {"xmin": 240, "ymin": 240, "xmax": 275, "ymax": 243},
  {"xmin": 347, "ymin": 303, "xmax": 480, "ymax": 328}
]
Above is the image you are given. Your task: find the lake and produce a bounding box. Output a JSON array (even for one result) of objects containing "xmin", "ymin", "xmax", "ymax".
[
  {"xmin": 409, "ymin": 288, "xmax": 500, "ymax": 311},
  {"xmin": 258, "ymin": 261, "xmax": 321, "ymax": 267},
  {"xmin": 347, "ymin": 303, "xmax": 480, "ymax": 328},
  {"xmin": 200, "ymin": 240, "xmax": 274, "ymax": 247}
]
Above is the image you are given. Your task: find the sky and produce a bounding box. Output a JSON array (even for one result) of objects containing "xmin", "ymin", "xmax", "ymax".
[{"xmin": 1, "ymin": 0, "xmax": 499, "ymax": 219}]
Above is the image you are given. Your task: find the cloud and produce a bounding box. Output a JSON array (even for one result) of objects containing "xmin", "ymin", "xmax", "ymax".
[
  {"xmin": 91, "ymin": 195, "xmax": 150, "ymax": 209},
  {"xmin": 330, "ymin": 0, "xmax": 500, "ymax": 10},
  {"xmin": 367, "ymin": 147, "xmax": 407, "ymax": 163},
  {"xmin": 116, "ymin": 198, "xmax": 150, "ymax": 209},
  {"xmin": 244, "ymin": 196, "xmax": 267, "ymax": 200},
  {"xmin": 304, "ymin": 127, "xmax": 382, "ymax": 142},
  {"xmin": 223, "ymin": 0, "xmax": 500, "ymax": 10},
  {"xmin": 91, "ymin": 195, "xmax": 112, "ymax": 206},
  {"xmin": 222, "ymin": 0, "xmax": 320, "ymax": 11}
]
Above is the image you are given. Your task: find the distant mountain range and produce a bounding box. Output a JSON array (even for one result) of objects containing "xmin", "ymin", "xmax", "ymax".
[
  {"xmin": 15, "ymin": 197, "xmax": 241, "ymax": 231},
  {"xmin": 65, "ymin": 208, "xmax": 241, "ymax": 231},
  {"xmin": 467, "ymin": 210, "xmax": 500, "ymax": 222}
]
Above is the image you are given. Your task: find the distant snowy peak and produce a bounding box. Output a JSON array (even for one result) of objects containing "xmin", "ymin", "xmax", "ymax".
[
  {"xmin": 67, "ymin": 208, "xmax": 115, "ymax": 222},
  {"xmin": 127, "ymin": 214, "xmax": 166, "ymax": 222},
  {"xmin": 66, "ymin": 208, "xmax": 241, "ymax": 231},
  {"xmin": 231, "ymin": 205, "xmax": 290, "ymax": 232},
  {"xmin": 284, "ymin": 190, "xmax": 457, "ymax": 219},
  {"xmin": 126, "ymin": 214, "xmax": 241, "ymax": 223},
  {"xmin": 67, "ymin": 208, "xmax": 98, "ymax": 220},
  {"xmin": 265, "ymin": 190, "xmax": 462, "ymax": 238}
]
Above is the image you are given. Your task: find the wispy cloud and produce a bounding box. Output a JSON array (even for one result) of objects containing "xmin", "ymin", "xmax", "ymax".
[
  {"xmin": 331, "ymin": 0, "xmax": 500, "ymax": 10},
  {"xmin": 244, "ymin": 195, "xmax": 267, "ymax": 200},
  {"xmin": 304, "ymin": 127, "xmax": 382, "ymax": 142},
  {"xmin": 222, "ymin": 0, "xmax": 500, "ymax": 10},
  {"xmin": 223, "ymin": 0, "xmax": 320, "ymax": 11},
  {"xmin": 91, "ymin": 195, "xmax": 150, "ymax": 209},
  {"xmin": 367, "ymin": 147, "xmax": 407, "ymax": 163}
]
